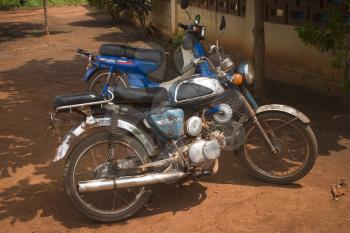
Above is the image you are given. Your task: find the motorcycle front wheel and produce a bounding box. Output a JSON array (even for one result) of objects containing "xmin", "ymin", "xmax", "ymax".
[
  {"xmin": 64, "ymin": 131, "xmax": 151, "ymax": 222},
  {"xmin": 238, "ymin": 112, "xmax": 317, "ymax": 184},
  {"xmin": 88, "ymin": 70, "xmax": 127, "ymax": 95}
]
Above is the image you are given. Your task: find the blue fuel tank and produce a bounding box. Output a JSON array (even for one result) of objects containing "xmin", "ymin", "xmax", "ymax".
[{"xmin": 146, "ymin": 108, "xmax": 184, "ymax": 140}]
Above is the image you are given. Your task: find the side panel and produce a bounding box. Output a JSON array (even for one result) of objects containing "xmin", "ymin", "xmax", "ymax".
[
  {"xmin": 96, "ymin": 55, "xmax": 159, "ymax": 74},
  {"xmin": 128, "ymin": 73, "xmax": 160, "ymax": 88}
]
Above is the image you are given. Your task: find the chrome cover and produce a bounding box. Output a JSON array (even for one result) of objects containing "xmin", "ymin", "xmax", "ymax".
[
  {"xmin": 174, "ymin": 77, "xmax": 224, "ymax": 104},
  {"xmin": 220, "ymin": 58, "xmax": 234, "ymax": 72},
  {"xmin": 256, "ymin": 104, "xmax": 310, "ymax": 124},
  {"xmin": 185, "ymin": 116, "xmax": 202, "ymax": 137},
  {"xmin": 53, "ymin": 117, "xmax": 157, "ymax": 162}
]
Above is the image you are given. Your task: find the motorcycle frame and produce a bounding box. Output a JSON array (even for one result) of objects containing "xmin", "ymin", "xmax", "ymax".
[{"xmin": 52, "ymin": 86, "xmax": 310, "ymax": 164}]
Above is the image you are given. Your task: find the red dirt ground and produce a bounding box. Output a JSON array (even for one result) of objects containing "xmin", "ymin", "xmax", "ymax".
[{"xmin": 0, "ymin": 6, "xmax": 349, "ymax": 233}]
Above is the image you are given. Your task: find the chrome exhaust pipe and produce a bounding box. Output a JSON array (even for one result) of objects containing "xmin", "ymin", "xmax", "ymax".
[{"xmin": 77, "ymin": 171, "xmax": 187, "ymax": 193}]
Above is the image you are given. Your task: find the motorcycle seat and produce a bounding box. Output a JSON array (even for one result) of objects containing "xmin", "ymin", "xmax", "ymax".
[
  {"xmin": 53, "ymin": 93, "xmax": 104, "ymax": 110},
  {"xmin": 112, "ymin": 85, "xmax": 168, "ymax": 105},
  {"xmin": 99, "ymin": 44, "xmax": 164, "ymax": 64}
]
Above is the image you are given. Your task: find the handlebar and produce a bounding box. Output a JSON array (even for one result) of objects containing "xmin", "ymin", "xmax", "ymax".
[
  {"xmin": 177, "ymin": 23, "xmax": 188, "ymax": 30},
  {"xmin": 76, "ymin": 49, "xmax": 93, "ymax": 60}
]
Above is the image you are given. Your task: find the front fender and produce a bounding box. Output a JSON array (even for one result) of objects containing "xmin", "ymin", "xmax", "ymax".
[
  {"xmin": 255, "ymin": 104, "xmax": 310, "ymax": 124},
  {"xmin": 53, "ymin": 117, "xmax": 157, "ymax": 162},
  {"xmin": 83, "ymin": 66, "xmax": 99, "ymax": 81}
]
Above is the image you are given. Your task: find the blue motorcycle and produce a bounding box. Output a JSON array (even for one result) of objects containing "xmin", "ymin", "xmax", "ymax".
[{"xmin": 77, "ymin": 13, "xmax": 229, "ymax": 94}]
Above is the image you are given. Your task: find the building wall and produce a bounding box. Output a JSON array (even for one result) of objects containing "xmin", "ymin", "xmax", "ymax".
[
  {"xmin": 150, "ymin": 0, "xmax": 172, "ymax": 36},
  {"xmin": 149, "ymin": 0, "xmax": 346, "ymax": 97}
]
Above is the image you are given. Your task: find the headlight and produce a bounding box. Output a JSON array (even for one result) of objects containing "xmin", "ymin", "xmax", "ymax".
[
  {"xmin": 244, "ymin": 63, "xmax": 254, "ymax": 85},
  {"xmin": 237, "ymin": 62, "xmax": 254, "ymax": 85}
]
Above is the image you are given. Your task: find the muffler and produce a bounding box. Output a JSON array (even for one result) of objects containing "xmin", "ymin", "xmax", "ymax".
[{"xmin": 77, "ymin": 171, "xmax": 187, "ymax": 193}]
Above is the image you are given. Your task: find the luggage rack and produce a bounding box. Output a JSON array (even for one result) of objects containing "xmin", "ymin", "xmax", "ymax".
[{"xmin": 55, "ymin": 91, "xmax": 115, "ymax": 112}]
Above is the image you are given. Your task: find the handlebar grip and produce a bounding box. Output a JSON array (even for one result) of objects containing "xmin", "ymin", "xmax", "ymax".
[
  {"xmin": 76, "ymin": 49, "xmax": 84, "ymax": 54},
  {"xmin": 177, "ymin": 23, "xmax": 187, "ymax": 30}
]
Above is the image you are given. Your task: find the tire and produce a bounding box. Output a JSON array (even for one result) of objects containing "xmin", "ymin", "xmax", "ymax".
[
  {"xmin": 88, "ymin": 70, "xmax": 127, "ymax": 95},
  {"xmin": 64, "ymin": 131, "xmax": 151, "ymax": 222},
  {"xmin": 238, "ymin": 112, "xmax": 318, "ymax": 184}
]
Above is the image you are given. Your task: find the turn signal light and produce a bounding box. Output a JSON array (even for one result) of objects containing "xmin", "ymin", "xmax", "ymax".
[{"xmin": 232, "ymin": 73, "xmax": 244, "ymax": 85}]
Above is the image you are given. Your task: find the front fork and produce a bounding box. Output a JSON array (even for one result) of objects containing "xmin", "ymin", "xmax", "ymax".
[
  {"xmin": 241, "ymin": 89, "xmax": 277, "ymax": 154},
  {"xmin": 101, "ymin": 67, "xmax": 115, "ymax": 96}
]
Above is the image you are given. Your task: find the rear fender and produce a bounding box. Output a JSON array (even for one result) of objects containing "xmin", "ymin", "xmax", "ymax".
[{"xmin": 53, "ymin": 117, "xmax": 157, "ymax": 162}]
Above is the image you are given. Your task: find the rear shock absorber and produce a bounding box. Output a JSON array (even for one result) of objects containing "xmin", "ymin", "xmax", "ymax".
[{"xmin": 105, "ymin": 104, "xmax": 120, "ymax": 160}]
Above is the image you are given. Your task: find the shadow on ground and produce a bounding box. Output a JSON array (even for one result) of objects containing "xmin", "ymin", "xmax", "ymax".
[
  {"xmin": 0, "ymin": 22, "xmax": 68, "ymax": 43},
  {"xmin": 0, "ymin": 56, "xmax": 201, "ymax": 229},
  {"xmin": 1, "ymin": 55, "xmax": 349, "ymax": 228},
  {"xmin": 266, "ymin": 80, "xmax": 350, "ymax": 156}
]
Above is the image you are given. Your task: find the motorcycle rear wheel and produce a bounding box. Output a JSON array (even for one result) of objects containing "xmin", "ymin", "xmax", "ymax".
[
  {"xmin": 64, "ymin": 131, "xmax": 151, "ymax": 222},
  {"xmin": 238, "ymin": 112, "xmax": 317, "ymax": 184}
]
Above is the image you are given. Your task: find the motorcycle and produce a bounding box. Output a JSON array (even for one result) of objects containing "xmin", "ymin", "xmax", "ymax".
[
  {"xmin": 50, "ymin": 0, "xmax": 317, "ymax": 222},
  {"xmin": 76, "ymin": 4, "xmax": 227, "ymax": 94}
]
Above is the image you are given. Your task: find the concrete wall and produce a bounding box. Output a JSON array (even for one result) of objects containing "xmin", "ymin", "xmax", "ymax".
[
  {"xmin": 149, "ymin": 0, "xmax": 342, "ymax": 96},
  {"xmin": 150, "ymin": 0, "xmax": 172, "ymax": 36},
  {"xmin": 176, "ymin": 3, "xmax": 254, "ymax": 61},
  {"xmin": 264, "ymin": 22, "xmax": 341, "ymax": 95}
]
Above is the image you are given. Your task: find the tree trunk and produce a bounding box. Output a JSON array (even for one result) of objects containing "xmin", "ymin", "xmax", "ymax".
[
  {"xmin": 139, "ymin": 14, "xmax": 147, "ymax": 38},
  {"xmin": 43, "ymin": 0, "xmax": 49, "ymax": 35},
  {"xmin": 342, "ymin": 35, "xmax": 350, "ymax": 112},
  {"xmin": 253, "ymin": 0, "xmax": 266, "ymax": 100},
  {"xmin": 343, "ymin": 53, "xmax": 350, "ymax": 113}
]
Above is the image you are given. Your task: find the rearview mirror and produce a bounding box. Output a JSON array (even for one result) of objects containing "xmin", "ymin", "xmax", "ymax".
[
  {"xmin": 220, "ymin": 16, "xmax": 226, "ymax": 31},
  {"xmin": 194, "ymin": 15, "xmax": 201, "ymax": 24},
  {"xmin": 181, "ymin": 0, "xmax": 190, "ymax": 9}
]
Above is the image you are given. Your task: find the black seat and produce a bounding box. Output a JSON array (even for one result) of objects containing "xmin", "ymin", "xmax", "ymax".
[
  {"xmin": 112, "ymin": 85, "xmax": 168, "ymax": 105},
  {"xmin": 53, "ymin": 93, "xmax": 104, "ymax": 110},
  {"xmin": 99, "ymin": 44, "xmax": 164, "ymax": 64}
]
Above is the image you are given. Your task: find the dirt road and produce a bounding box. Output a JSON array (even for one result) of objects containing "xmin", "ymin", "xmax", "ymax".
[{"xmin": 0, "ymin": 6, "xmax": 349, "ymax": 233}]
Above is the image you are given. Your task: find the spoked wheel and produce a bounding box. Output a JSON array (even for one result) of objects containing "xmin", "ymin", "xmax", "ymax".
[
  {"xmin": 238, "ymin": 112, "xmax": 317, "ymax": 184},
  {"xmin": 64, "ymin": 132, "xmax": 151, "ymax": 222},
  {"xmin": 88, "ymin": 70, "xmax": 127, "ymax": 95}
]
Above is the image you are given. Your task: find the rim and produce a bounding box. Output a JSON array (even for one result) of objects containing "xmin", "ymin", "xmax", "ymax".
[
  {"xmin": 89, "ymin": 72, "xmax": 127, "ymax": 95},
  {"xmin": 72, "ymin": 139, "xmax": 146, "ymax": 215},
  {"xmin": 244, "ymin": 117, "xmax": 310, "ymax": 179}
]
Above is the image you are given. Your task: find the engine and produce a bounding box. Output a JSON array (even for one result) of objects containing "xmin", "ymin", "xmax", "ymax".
[
  {"xmin": 187, "ymin": 131, "xmax": 226, "ymax": 165},
  {"xmin": 145, "ymin": 107, "xmax": 226, "ymax": 169},
  {"xmin": 183, "ymin": 116, "xmax": 226, "ymax": 167}
]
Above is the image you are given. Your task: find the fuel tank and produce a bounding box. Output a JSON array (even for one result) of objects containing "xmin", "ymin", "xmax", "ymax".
[{"xmin": 168, "ymin": 76, "xmax": 225, "ymax": 106}]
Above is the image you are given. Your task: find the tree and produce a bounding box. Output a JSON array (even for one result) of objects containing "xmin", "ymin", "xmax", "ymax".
[
  {"xmin": 253, "ymin": 0, "xmax": 266, "ymax": 100},
  {"xmin": 296, "ymin": 2, "xmax": 350, "ymax": 112},
  {"xmin": 43, "ymin": 0, "xmax": 49, "ymax": 35},
  {"xmin": 112, "ymin": 0, "xmax": 152, "ymax": 37}
]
